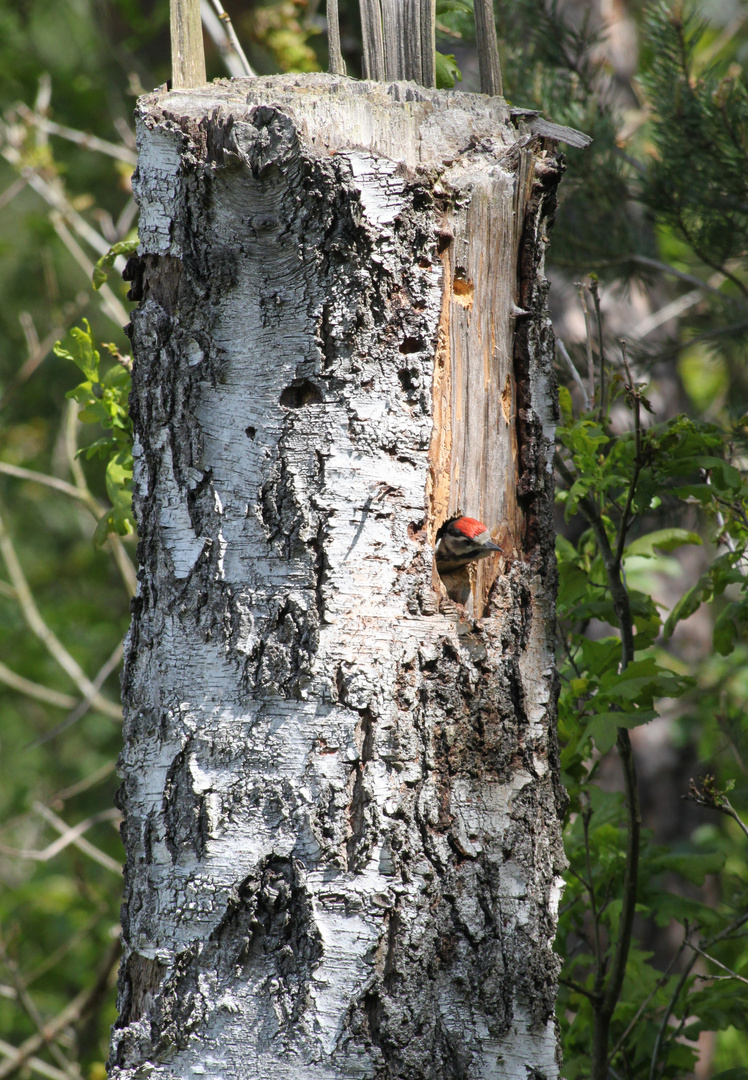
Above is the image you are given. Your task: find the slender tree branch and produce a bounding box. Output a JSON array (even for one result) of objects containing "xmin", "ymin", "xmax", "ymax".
[
  {"xmin": 31, "ymin": 803, "xmax": 121, "ymax": 875},
  {"xmin": 0, "ymin": 662, "xmax": 77, "ymax": 711},
  {"xmin": 14, "ymin": 105, "xmax": 137, "ymax": 165},
  {"xmin": 559, "ymin": 976, "xmax": 600, "ymax": 1002},
  {"xmin": 649, "ymin": 911, "xmax": 748, "ymax": 1079},
  {"xmin": 0, "ymin": 936, "xmax": 121, "ymax": 1080},
  {"xmin": 29, "ymin": 641, "xmax": 124, "ymax": 748},
  {"xmin": 556, "ymin": 338, "xmax": 591, "ymax": 410},
  {"xmin": 0, "ymin": 504, "xmax": 122, "ymax": 721},
  {"xmin": 0, "ymin": 809, "xmax": 120, "ymax": 865},
  {"xmin": 589, "ymin": 279, "xmax": 606, "ymax": 421},
  {"xmin": 613, "ymin": 341, "xmax": 643, "ymax": 572}
]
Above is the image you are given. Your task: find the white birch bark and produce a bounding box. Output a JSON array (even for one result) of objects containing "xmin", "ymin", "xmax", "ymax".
[{"xmin": 112, "ymin": 73, "xmax": 567, "ymax": 1080}]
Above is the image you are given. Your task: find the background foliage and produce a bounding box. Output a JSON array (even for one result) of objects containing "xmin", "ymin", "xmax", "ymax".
[{"xmin": 0, "ymin": 2, "xmax": 745, "ymax": 1077}]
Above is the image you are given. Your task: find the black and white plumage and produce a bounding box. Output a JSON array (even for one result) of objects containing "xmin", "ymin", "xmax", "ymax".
[{"xmin": 435, "ymin": 516, "xmax": 502, "ymax": 574}]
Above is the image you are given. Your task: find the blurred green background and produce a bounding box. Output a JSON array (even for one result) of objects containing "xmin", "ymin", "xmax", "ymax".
[{"xmin": 0, "ymin": 2, "xmax": 746, "ymax": 1077}]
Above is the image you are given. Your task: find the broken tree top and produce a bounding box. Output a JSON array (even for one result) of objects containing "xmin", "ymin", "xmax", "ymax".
[{"xmin": 136, "ymin": 73, "xmax": 589, "ymax": 174}]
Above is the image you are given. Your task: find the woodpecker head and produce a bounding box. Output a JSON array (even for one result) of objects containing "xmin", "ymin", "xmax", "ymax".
[{"xmin": 435, "ymin": 516, "xmax": 502, "ymax": 574}]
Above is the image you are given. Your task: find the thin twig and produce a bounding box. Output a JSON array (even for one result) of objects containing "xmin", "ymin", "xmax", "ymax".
[
  {"xmin": 30, "ymin": 641, "xmax": 124, "ymax": 748},
  {"xmin": 0, "ymin": 175, "xmax": 28, "ymax": 213},
  {"xmin": 0, "ymin": 294, "xmax": 89, "ymax": 412},
  {"xmin": 0, "ymin": 503, "xmax": 122, "ymax": 721},
  {"xmin": 589, "ymin": 279, "xmax": 606, "ymax": 421},
  {"xmin": 0, "ymin": 939, "xmax": 79, "ymax": 1080},
  {"xmin": 582, "ymin": 797, "xmax": 605, "ymax": 992},
  {"xmin": 686, "ymin": 941, "xmax": 748, "ymax": 985},
  {"xmin": 556, "ymin": 338, "xmax": 591, "ymax": 410},
  {"xmin": 0, "ymin": 462, "xmax": 97, "ymax": 506},
  {"xmin": 31, "ymin": 803, "xmax": 121, "ymax": 875},
  {"xmin": 15, "ymin": 106, "xmax": 137, "ymax": 166},
  {"xmin": 576, "ymin": 282, "xmax": 595, "ymax": 409},
  {"xmin": 201, "ymin": 0, "xmax": 254, "ymax": 77},
  {"xmin": 559, "ymin": 975, "xmax": 599, "ymax": 1002},
  {"xmin": 0, "ymin": 808, "xmax": 120, "ymax": 865},
  {"xmin": 50, "ymin": 214, "xmax": 128, "ymax": 328},
  {"xmin": 0, "ymin": 663, "xmax": 77, "ymax": 711},
  {"xmin": 607, "ymin": 936, "xmax": 687, "ymax": 1066},
  {"xmin": 0, "ymin": 937, "xmax": 121, "ymax": 1080},
  {"xmin": 649, "ymin": 911, "xmax": 748, "ymax": 1079},
  {"xmin": 0, "ymin": 1039, "xmax": 69, "ymax": 1080},
  {"xmin": 613, "ymin": 341, "xmax": 643, "ymax": 572}
]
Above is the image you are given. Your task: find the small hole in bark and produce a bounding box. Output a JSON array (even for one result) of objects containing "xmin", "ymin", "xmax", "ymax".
[
  {"xmin": 245, "ymin": 426, "xmax": 256, "ymax": 439},
  {"xmin": 452, "ymin": 276, "xmax": 474, "ymax": 310},
  {"xmin": 408, "ymin": 519, "xmax": 426, "ymax": 541},
  {"xmin": 399, "ymin": 337, "xmax": 423, "ymax": 355},
  {"xmin": 279, "ymin": 380, "xmax": 323, "ymax": 408},
  {"xmin": 398, "ymin": 368, "xmax": 417, "ymax": 391},
  {"xmin": 418, "ymin": 257, "xmax": 431, "ymax": 269},
  {"xmin": 437, "ymin": 230, "xmax": 453, "ymax": 254}
]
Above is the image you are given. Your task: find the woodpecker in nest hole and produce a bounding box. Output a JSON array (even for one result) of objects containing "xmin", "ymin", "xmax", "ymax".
[{"xmin": 435, "ymin": 516, "xmax": 502, "ymax": 574}]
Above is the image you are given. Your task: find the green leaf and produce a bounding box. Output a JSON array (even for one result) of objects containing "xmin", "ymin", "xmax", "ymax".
[
  {"xmin": 625, "ymin": 529, "xmax": 702, "ymax": 558},
  {"xmin": 54, "ymin": 319, "xmax": 99, "ymax": 381},
  {"xmin": 650, "ymin": 850, "xmax": 726, "ymax": 884},
  {"xmin": 586, "ymin": 710, "xmax": 658, "ymax": 754},
  {"xmin": 435, "ymin": 51, "xmax": 462, "ymax": 88},
  {"xmin": 92, "ymin": 237, "xmax": 138, "ymax": 290}
]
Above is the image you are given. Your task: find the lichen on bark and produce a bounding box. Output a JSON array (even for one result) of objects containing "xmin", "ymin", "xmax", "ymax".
[{"xmin": 113, "ymin": 73, "xmax": 566, "ymax": 1080}]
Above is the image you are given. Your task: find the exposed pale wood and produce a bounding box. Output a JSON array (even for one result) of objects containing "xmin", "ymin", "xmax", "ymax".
[
  {"xmin": 474, "ymin": 0, "xmax": 503, "ymax": 96},
  {"xmin": 170, "ymin": 0, "xmax": 206, "ymax": 89},
  {"xmin": 326, "ymin": 0, "xmax": 346, "ymax": 75},
  {"xmin": 359, "ymin": 0, "xmax": 385, "ymax": 80}
]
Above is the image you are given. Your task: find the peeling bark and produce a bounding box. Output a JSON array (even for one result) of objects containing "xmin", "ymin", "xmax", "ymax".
[{"xmin": 113, "ymin": 73, "xmax": 566, "ymax": 1080}]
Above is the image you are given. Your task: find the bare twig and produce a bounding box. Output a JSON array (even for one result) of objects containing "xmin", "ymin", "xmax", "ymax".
[
  {"xmin": 607, "ymin": 937, "xmax": 687, "ymax": 1065},
  {"xmin": 201, "ymin": 0, "xmax": 254, "ymax": 78},
  {"xmin": 0, "ymin": 808, "xmax": 119, "ymax": 865},
  {"xmin": 0, "ymin": 503, "xmax": 122, "ymax": 721},
  {"xmin": 15, "ymin": 105, "xmax": 137, "ymax": 166},
  {"xmin": 0, "ymin": 462, "xmax": 97, "ymax": 506},
  {"xmin": 589, "ymin": 279, "xmax": 606, "ymax": 421},
  {"xmin": 0, "ymin": 937, "xmax": 121, "ymax": 1080},
  {"xmin": 0, "ymin": 939, "xmax": 80, "ymax": 1080},
  {"xmin": 0, "ymin": 1038, "xmax": 70, "ymax": 1080},
  {"xmin": 576, "ymin": 282, "xmax": 595, "ymax": 408},
  {"xmin": 686, "ymin": 941, "xmax": 748, "ymax": 985},
  {"xmin": 613, "ymin": 341, "xmax": 644, "ymax": 571},
  {"xmin": 0, "ymin": 175, "xmax": 28, "ymax": 213},
  {"xmin": 649, "ymin": 911, "xmax": 748, "ymax": 1079},
  {"xmin": 556, "ymin": 338, "xmax": 591, "ymax": 410},
  {"xmin": 31, "ymin": 803, "xmax": 121, "ymax": 875},
  {"xmin": 50, "ymin": 213, "xmax": 128, "ymax": 328},
  {"xmin": 30, "ymin": 641, "xmax": 124, "ymax": 748},
  {"xmin": 0, "ymin": 662, "xmax": 77, "ymax": 711}
]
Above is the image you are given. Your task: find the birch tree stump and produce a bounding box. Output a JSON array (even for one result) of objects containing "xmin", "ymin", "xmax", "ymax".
[{"xmin": 113, "ymin": 73, "xmax": 567, "ymax": 1080}]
